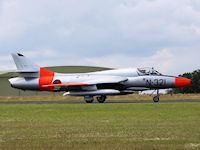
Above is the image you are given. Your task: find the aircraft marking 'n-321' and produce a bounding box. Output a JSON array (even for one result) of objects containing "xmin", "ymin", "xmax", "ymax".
[{"xmin": 9, "ymin": 53, "xmax": 191, "ymax": 103}]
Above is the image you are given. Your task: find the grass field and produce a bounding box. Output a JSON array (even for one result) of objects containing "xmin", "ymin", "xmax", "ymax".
[{"xmin": 0, "ymin": 103, "xmax": 199, "ymax": 150}]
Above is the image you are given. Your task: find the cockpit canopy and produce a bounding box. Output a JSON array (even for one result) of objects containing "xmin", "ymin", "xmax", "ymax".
[{"xmin": 137, "ymin": 68, "xmax": 162, "ymax": 75}]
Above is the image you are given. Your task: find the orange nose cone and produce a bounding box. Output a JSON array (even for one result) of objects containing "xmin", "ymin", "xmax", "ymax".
[{"xmin": 175, "ymin": 77, "xmax": 191, "ymax": 88}]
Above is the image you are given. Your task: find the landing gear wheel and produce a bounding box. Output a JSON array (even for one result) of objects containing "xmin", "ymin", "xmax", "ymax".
[
  {"xmin": 85, "ymin": 100, "xmax": 94, "ymax": 103},
  {"xmin": 84, "ymin": 96, "xmax": 94, "ymax": 103},
  {"xmin": 153, "ymin": 96, "xmax": 160, "ymax": 103},
  {"xmin": 96, "ymin": 96, "xmax": 107, "ymax": 103},
  {"xmin": 152, "ymin": 89, "xmax": 160, "ymax": 103}
]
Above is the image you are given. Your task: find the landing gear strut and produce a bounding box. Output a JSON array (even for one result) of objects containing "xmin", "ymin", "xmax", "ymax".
[
  {"xmin": 84, "ymin": 96, "xmax": 94, "ymax": 103},
  {"xmin": 96, "ymin": 96, "xmax": 107, "ymax": 103},
  {"xmin": 153, "ymin": 90, "xmax": 160, "ymax": 103}
]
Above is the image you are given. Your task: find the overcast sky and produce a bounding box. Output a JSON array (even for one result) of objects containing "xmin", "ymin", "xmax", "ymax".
[{"xmin": 0, "ymin": 0, "xmax": 200, "ymax": 75}]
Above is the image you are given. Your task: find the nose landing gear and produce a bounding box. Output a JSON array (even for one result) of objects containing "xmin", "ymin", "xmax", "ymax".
[{"xmin": 152, "ymin": 90, "xmax": 160, "ymax": 103}]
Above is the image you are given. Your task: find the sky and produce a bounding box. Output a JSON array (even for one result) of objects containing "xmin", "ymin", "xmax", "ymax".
[{"xmin": 0, "ymin": 0, "xmax": 200, "ymax": 75}]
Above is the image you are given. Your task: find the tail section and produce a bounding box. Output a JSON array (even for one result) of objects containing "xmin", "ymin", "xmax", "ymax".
[
  {"xmin": 11, "ymin": 53, "xmax": 54, "ymax": 79},
  {"xmin": 10, "ymin": 53, "xmax": 55, "ymax": 91},
  {"xmin": 11, "ymin": 53, "xmax": 40, "ymax": 73}
]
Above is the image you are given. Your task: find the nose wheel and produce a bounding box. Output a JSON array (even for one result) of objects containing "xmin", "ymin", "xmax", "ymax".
[
  {"xmin": 96, "ymin": 96, "xmax": 107, "ymax": 103},
  {"xmin": 152, "ymin": 90, "xmax": 160, "ymax": 103},
  {"xmin": 153, "ymin": 95, "xmax": 160, "ymax": 103}
]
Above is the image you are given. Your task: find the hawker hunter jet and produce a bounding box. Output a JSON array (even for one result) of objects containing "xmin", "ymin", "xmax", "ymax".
[{"xmin": 9, "ymin": 53, "xmax": 191, "ymax": 103}]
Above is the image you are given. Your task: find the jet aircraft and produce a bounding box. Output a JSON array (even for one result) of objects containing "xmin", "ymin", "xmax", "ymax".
[{"xmin": 9, "ymin": 53, "xmax": 191, "ymax": 103}]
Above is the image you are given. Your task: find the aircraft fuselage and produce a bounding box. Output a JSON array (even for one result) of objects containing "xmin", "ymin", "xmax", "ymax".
[{"xmin": 9, "ymin": 53, "xmax": 191, "ymax": 103}]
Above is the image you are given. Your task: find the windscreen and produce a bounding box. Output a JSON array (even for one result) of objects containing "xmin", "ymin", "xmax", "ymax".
[{"xmin": 137, "ymin": 68, "xmax": 162, "ymax": 75}]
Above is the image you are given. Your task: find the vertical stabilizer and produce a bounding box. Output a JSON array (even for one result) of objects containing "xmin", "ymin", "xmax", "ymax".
[{"xmin": 11, "ymin": 53, "xmax": 40, "ymax": 73}]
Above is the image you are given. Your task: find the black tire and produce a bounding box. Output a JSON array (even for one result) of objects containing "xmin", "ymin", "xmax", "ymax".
[
  {"xmin": 153, "ymin": 96, "xmax": 160, "ymax": 103},
  {"xmin": 85, "ymin": 99, "xmax": 94, "ymax": 103},
  {"xmin": 84, "ymin": 96, "xmax": 94, "ymax": 103},
  {"xmin": 96, "ymin": 96, "xmax": 106, "ymax": 103}
]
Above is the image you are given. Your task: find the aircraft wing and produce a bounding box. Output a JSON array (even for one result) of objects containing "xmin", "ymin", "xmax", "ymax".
[
  {"xmin": 85, "ymin": 76, "xmax": 128, "ymax": 85},
  {"xmin": 42, "ymin": 76, "xmax": 128, "ymax": 88}
]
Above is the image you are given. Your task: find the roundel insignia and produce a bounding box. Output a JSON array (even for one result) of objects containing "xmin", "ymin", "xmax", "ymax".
[
  {"xmin": 53, "ymin": 79, "xmax": 62, "ymax": 84},
  {"xmin": 53, "ymin": 79, "xmax": 62, "ymax": 91}
]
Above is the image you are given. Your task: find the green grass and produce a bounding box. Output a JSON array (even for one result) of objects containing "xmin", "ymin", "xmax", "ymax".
[{"xmin": 0, "ymin": 103, "xmax": 199, "ymax": 150}]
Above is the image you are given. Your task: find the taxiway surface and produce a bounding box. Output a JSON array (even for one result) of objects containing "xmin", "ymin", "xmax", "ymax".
[{"xmin": 0, "ymin": 100, "xmax": 199, "ymax": 104}]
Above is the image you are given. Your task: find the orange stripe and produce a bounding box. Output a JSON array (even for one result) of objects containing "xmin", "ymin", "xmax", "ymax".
[
  {"xmin": 39, "ymin": 68, "xmax": 55, "ymax": 91},
  {"xmin": 42, "ymin": 83, "xmax": 89, "ymax": 88}
]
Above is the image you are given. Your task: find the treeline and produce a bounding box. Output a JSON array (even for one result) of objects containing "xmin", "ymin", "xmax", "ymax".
[{"xmin": 174, "ymin": 69, "xmax": 200, "ymax": 93}]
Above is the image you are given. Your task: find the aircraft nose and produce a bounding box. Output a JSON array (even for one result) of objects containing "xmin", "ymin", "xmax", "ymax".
[{"xmin": 175, "ymin": 77, "xmax": 191, "ymax": 88}]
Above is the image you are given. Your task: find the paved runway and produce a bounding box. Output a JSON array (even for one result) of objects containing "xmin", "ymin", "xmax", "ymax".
[{"xmin": 0, "ymin": 100, "xmax": 200, "ymax": 104}]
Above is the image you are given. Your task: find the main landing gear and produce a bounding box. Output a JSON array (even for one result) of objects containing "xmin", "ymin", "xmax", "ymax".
[
  {"xmin": 152, "ymin": 89, "xmax": 160, "ymax": 103},
  {"xmin": 96, "ymin": 96, "xmax": 107, "ymax": 103},
  {"xmin": 84, "ymin": 96, "xmax": 107, "ymax": 103},
  {"xmin": 84, "ymin": 96, "xmax": 94, "ymax": 103}
]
